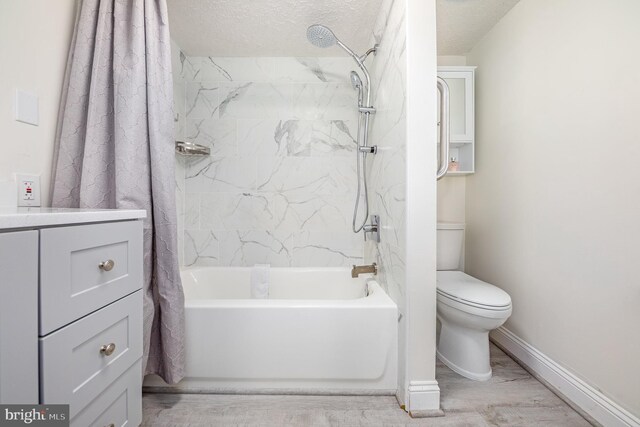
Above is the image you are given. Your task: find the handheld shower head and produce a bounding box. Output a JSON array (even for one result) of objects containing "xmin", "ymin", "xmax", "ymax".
[
  {"xmin": 350, "ymin": 71, "xmax": 364, "ymax": 105},
  {"xmin": 306, "ymin": 25, "xmax": 338, "ymax": 48},
  {"xmin": 350, "ymin": 71, "xmax": 362, "ymax": 89}
]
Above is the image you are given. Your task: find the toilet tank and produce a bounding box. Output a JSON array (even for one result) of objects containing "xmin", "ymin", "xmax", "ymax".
[{"xmin": 437, "ymin": 223, "xmax": 465, "ymax": 271}]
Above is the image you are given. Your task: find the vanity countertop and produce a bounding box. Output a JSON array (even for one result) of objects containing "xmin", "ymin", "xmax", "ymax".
[{"xmin": 0, "ymin": 207, "xmax": 147, "ymax": 230}]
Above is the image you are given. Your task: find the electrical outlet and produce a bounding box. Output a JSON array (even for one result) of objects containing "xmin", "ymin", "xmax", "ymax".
[{"xmin": 16, "ymin": 174, "xmax": 41, "ymax": 207}]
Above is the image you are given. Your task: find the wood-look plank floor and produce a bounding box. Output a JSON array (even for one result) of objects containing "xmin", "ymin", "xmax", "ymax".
[{"xmin": 142, "ymin": 344, "xmax": 592, "ymax": 426}]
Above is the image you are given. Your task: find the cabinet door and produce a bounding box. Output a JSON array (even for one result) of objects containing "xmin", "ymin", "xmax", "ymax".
[
  {"xmin": 438, "ymin": 70, "xmax": 474, "ymax": 142},
  {"xmin": 40, "ymin": 290, "xmax": 142, "ymax": 418},
  {"xmin": 0, "ymin": 231, "xmax": 38, "ymax": 404},
  {"xmin": 39, "ymin": 220, "xmax": 143, "ymax": 335},
  {"xmin": 70, "ymin": 360, "xmax": 142, "ymax": 427}
]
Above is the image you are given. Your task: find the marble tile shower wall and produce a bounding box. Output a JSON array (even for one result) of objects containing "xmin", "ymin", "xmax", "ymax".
[
  {"xmin": 365, "ymin": 0, "xmax": 408, "ymax": 312},
  {"xmin": 174, "ymin": 54, "xmax": 366, "ymax": 267}
]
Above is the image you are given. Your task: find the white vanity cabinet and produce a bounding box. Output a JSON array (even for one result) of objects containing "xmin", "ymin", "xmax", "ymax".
[
  {"xmin": 0, "ymin": 230, "xmax": 39, "ymax": 404},
  {"xmin": 0, "ymin": 208, "xmax": 145, "ymax": 426},
  {"xmin": 438, "ymin": 66, "xmax": 476, "ymax": 174}
]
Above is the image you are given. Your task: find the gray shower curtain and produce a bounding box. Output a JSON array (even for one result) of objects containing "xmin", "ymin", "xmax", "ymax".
[{"xmin": 51, "ymin": 0, "xmax": 184, "ymax": 383}]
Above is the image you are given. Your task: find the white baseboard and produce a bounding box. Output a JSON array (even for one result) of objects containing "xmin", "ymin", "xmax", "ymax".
[
  {"xmin": 406, "ymin": 380, "xmax": 444, "ymax": 418},
  {"xmin": 491, "ymin": 327, "xmax": 640, "ymax": 427}
]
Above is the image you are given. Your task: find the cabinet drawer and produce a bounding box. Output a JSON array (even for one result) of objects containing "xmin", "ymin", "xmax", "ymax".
[
  {"xmin": 40, "ymin": 291, "xmax": 142, "ymax": 419},
  {"xmin": 39, "ymin": 220, "xmax": 143, "ymax": 335},
  {"xmin": 71, "ymin": 359, "xmax": 142, "ymax": 427}
]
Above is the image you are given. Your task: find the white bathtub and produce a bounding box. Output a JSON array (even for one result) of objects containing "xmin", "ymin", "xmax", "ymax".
[{"xmin": 145, "ymin": 267, "xmax": 398, "ymax": 394}]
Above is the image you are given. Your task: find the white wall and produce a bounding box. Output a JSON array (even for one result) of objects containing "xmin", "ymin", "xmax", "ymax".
[
  {"xmin": 404, "ymin": 0, "xmax": 439, "ymax": 413},
  {"xmin": 437, "ymin": 176, "xmax": 465, "ymax": 224},
  {"xmin": 437, "ymin": 55, "xmax": 466, "ymax": 67},
  {"xmin": 0, "ymin": 0, "xmax": 77, "ymax": 206},
  {"xmin": 465, "ymin": 0, "xmax": 640, "ymax": 417}
]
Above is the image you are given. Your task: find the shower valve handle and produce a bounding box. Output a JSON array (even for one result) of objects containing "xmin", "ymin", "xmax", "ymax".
[{"xmin": 363, "ymin": 215, "xmax": 381, "ymax": 243}]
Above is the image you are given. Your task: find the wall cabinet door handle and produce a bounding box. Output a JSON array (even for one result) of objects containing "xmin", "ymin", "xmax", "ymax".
[{"xmin": 437, "ymin": 77, "xmax": 450, "ymax": 180}]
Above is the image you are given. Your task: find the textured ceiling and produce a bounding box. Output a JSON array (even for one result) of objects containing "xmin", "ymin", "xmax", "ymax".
[
  {"xmin": 167, "ymin": 0, "xmax": 384, "ymax": 57},
  {"xmin": 436, "ymin": 0, "xmax": 521, "ymax": 55},
  {"xmin": 168, "ymin": 0, "xmax": 520, "ymax": 57}
]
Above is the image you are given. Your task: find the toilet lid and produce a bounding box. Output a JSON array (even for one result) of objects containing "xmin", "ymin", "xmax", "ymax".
[{"xmin": 437, "ymin": 271, "xmax": 511, "ymax": 309}]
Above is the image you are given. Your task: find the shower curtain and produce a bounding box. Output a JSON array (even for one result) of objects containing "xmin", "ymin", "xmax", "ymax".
[{"xmin": 50, "ymin": 0, "xmax": 184, "ymax": 383}]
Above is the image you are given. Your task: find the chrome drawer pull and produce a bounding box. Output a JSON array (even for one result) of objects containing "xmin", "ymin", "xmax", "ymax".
[
  {"xmin": 99, "ymin": 259, "xmax": 115, "ymax": 271},
  {"xmin": 100, "ymin": 343, "xmax": 116, "ymax": 356}
]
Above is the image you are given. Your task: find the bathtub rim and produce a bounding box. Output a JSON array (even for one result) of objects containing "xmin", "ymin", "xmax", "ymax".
[
  {"xmin": 180, "ymin": 266, "xmax": 396, "ymax": 309},
  {"xmin": 184, "ymin": 279, "xmax": 395, "ymax": 309}
]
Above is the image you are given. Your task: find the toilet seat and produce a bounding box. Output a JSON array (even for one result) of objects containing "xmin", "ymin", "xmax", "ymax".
[{"xmin": 437, "ymin": 271, "xmax": 511, "ymax": 312}]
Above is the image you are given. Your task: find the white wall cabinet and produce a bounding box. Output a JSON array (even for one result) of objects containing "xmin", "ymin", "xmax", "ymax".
[
  {"xmin": 0, "ymin": 211, "xmax": 144, "ymax": 426},
  {"xmin": 438, "ymin": 66, "xmax": 476, "ymax": 175}
]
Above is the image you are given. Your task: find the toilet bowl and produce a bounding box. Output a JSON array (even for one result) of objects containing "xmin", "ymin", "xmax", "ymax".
[{"xmin": 436, "ymin": 223, "xmax": 512, "ymax": 381}]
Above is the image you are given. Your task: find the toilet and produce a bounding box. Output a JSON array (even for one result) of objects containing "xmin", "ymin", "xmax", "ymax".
[{"xmin": 436, "ymin": 223, "xmax": 512, "ymax": 381}]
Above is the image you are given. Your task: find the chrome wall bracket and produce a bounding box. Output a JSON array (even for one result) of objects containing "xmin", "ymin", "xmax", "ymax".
[
  {"xmin": 175, "ymin": 141, "xmax": 210, "ymax": 157},
  {"xmin": 359, "ymin": 145, "xmax": 378, "ymax": 154},
  {"xmin": 358, "ymin": 44, "xmax": 379, "ymax": 63},
  {"xmin": 358, "ymin": 106, "xmax": 376, "ymax": 114},
  {"xmin": 363, "ymin": 214, "xmax": 380, "ymax": 243}
]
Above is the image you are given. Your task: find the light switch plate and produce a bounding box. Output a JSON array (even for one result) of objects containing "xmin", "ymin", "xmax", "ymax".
[
  {"xmin": 16, "ymin": 174, "xmax": 41, "ymax": 207},
  {"xmin": 0, "ymin": 180, "xmax": 17, "ymax": 207},
  {"xmin": 15, "ymin": 89, "xmax": 39, "ymax": 126}
]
